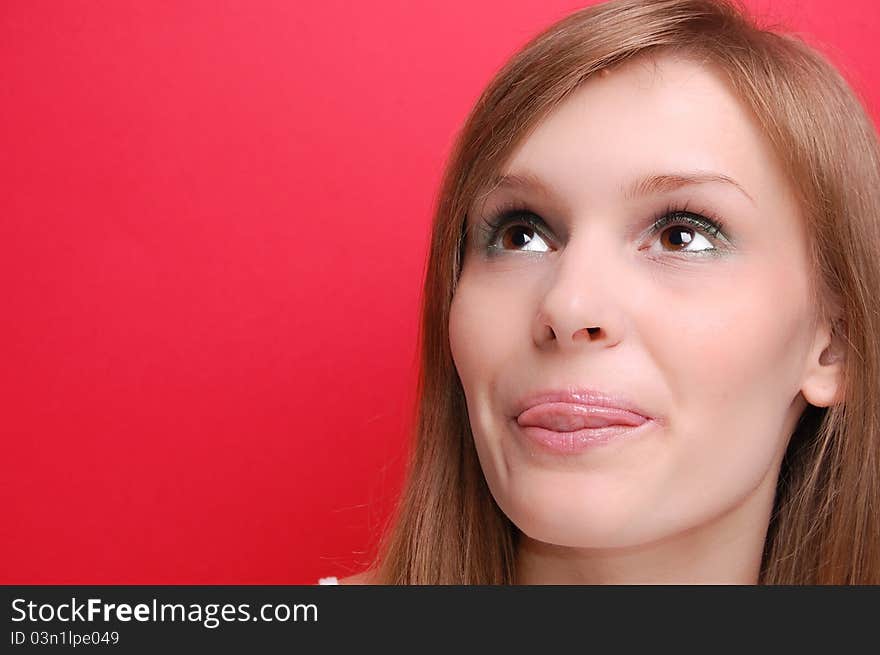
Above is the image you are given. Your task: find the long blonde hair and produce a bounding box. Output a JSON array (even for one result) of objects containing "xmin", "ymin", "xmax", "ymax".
[{"xmin": 367, "ymin": 0, "xmax": 880, "ymax": 584}]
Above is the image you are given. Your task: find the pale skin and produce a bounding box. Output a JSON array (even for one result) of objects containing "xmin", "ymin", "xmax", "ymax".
[
  {"xmin": 337, "ymin": 53, "xmax": 844, "ymax": 586},
  {"xmin": 443, "ymin": 53, "xmax": 844, "ymax": 584}
]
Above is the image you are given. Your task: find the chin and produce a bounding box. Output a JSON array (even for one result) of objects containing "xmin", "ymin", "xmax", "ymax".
[{"xmin": 493, "ymin": 475, "xmax": 664, "ymax": 549}]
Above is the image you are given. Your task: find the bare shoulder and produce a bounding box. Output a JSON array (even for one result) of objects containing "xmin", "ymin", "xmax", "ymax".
[{"xmin": 338, "ymin": 570, "xmax": 377, "ymax": 585}]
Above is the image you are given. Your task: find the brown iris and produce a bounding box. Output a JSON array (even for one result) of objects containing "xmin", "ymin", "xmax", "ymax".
[{"xmin": 660, "ymin": 225, "xmax": 695, "ymax": 250}]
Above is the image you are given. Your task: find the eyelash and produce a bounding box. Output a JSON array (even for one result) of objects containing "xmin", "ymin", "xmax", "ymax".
[{"xmin": 476, "ymin": 200, "xmax": 728, "ymax": 256}]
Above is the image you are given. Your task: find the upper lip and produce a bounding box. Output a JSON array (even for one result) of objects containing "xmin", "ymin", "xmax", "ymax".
[{"xmin": 513, "ymin": 387, "xmax": 654, "ymax": 426}]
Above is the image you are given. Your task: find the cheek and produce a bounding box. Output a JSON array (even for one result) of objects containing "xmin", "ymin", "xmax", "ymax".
[
  {"xmin": 449, "ymin": 273, "xmax": 532, "ymax": 480},
  {"xmin": 643, "ymin": 259, "xmax": 813, "ymax": 519},
  {"xmin": 653, "ymin": 260, "xmax": 811, "ymax": 413},
  {"xmin": 449, "ymin": 274, "xmax": 521, "ymax": 396},
  {"xmin": 448, "ymin": 282, "xmax": 484, "ymax": 391}
]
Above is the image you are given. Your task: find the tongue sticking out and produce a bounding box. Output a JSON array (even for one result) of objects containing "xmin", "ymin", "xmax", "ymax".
[{"xmin": 517, "ymin": 402, "xmax": 648, "ymax": 431}]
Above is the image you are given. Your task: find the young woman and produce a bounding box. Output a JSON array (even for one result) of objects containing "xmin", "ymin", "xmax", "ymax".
[{"xmin": 325, "ymin": 0, "xmax": 880, "ymax": 584}]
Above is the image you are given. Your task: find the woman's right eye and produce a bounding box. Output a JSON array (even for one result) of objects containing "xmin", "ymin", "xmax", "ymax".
[{"xmin": 480, "ymin": 212, "xmax": 554, "ymax": 255}]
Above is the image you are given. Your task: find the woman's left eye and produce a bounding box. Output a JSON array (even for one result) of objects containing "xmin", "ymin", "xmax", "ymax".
[{"xmin": 644, "ymin": 212, "xmax": 726, "ymax": 255}]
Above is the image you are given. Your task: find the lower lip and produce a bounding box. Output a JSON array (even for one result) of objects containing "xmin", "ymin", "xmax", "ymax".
[{"xmin": 516, "ymin": 421, "xmax": 654, "ymax": 454}]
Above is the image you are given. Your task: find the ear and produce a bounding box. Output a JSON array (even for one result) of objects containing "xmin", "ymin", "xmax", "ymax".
[{"xmin": 800, "ymin": 317, "xmax": 846, "ymax": 407}]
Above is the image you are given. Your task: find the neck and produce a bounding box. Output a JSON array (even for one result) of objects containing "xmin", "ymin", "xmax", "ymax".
[{"xmin": 514, "ymin": 466, "xmax": 779, "ymax": 585}]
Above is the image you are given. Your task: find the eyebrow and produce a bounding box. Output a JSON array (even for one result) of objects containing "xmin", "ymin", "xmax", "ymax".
[{"xmin": 482, "ymin": 169, "xmax": 756, "ymax": 206}]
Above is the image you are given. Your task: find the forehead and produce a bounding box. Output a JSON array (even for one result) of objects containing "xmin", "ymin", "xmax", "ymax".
[{"xmin": 495, "ymin": 54, "xmax": 791, "ymax": 213}]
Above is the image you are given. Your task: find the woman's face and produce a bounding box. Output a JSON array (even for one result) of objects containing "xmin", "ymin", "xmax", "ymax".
[{"xmin": 448, "ymin": 54, "xmax": 832, "ymax": 550}]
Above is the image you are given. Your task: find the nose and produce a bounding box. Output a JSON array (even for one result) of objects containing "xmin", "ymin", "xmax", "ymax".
[{"xmin": 532, "ymin": 228, "xmax": 625, "ymax": 351}]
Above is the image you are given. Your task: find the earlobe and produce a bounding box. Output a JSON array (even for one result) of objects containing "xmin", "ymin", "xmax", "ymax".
[{"xmin": 800, "ymin": 319, "xmax": 846, "ymax": 408}]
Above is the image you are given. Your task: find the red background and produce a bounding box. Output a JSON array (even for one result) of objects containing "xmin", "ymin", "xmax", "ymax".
[{"xmin": 2, "ymin": 1, "xmax": 878, "ymax": 584}]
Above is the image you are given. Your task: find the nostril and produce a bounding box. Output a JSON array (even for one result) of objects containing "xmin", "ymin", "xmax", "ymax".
[{"xmin": 572, "ymin": 326, "xmax": 601, "ymax": 341}]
